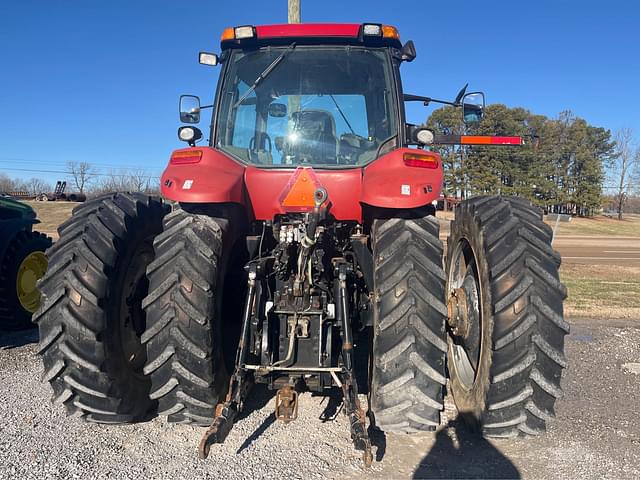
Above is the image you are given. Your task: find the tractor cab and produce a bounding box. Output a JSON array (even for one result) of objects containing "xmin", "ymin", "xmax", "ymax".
[
  {"xmin": 168, "ymin": 23, "xmax": 519, "ymax": 224},
  {"xmin": 180, "ymin": 23, "xmax": 453, "ymax": 166},
  {"xmin": 179, "ymin": 24, "xmax": 409, "ymax": 167}
]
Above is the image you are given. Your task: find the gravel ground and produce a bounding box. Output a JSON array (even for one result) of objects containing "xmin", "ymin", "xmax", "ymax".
[{"xmin": 1, "ymin": 318, "xmax": 639, "ymax": 480}]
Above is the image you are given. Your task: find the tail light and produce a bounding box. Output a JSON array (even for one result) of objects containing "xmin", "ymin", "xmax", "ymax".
[
  {"xmin": 460, "ymin": 136, "xmax": 523, "ymax": 145},
  {"xmin": 170, "ymin": 149, "xmax": 203, "ymax": 165},
  {"xmin": 403, "ymin": 152, "xmax": 439, "ymax": 169}
]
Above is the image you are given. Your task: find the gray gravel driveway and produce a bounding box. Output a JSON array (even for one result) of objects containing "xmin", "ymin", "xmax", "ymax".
[{"xmin": 1, "ymin": 317, "xmax": 638, "ymax": 479}]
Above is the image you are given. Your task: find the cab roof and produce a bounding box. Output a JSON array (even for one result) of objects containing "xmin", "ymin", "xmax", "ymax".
[{"xmin": 220, "ymin": 23, "xmax": 403, "ymax": 49}]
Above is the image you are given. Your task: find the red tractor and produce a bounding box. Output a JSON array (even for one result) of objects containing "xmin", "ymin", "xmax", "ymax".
[{"xmin": 34, "ymin": 23, "xmax": 568, "ymax": 465}]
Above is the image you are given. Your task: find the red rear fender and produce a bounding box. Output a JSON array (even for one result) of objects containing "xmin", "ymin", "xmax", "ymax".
[
  {"xmin": 361, "ymin": 148, "xmax": 443, "ymax": 209},
  {"xmin": 161, "ymin": 147, "xmax": 246, "ymax": 204},
  {"xmin": 160, "ymin": 147, "xmax": 443, "ymax": 222}
]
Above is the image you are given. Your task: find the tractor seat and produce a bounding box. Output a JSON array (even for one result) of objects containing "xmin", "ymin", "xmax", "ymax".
[{"xmin": 289, "ymin": 110, "xmax": 338, "ymax": 164}]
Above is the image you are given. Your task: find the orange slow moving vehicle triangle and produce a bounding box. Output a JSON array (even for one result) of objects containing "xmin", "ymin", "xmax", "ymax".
[{"xmin": 279, "ymin": 167, "xmax": 322, "ymax": 210}]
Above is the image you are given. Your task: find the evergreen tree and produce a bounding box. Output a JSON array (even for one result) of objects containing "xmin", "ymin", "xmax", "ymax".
[{"xmin": 424, "ymin": 105, "xmax": 614, "ymax": 216}]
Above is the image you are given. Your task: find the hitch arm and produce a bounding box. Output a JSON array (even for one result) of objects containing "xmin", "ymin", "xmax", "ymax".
[
  {"xmin": 198, "ymin": 264, "xmax": 260, "ymax": 459},
  {"xmin": 335, "ymin": 261, "xmax": 373, "ymax": 467}
]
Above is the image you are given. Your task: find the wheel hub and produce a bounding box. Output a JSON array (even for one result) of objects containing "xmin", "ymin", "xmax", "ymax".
[
  {"xmin": 16, "ymin": 251, "xmax": 48, "ymax": 313},
  {"xmin": 447, "ymin": 287, "xmax": 471, "ymax": 339},
  {"xmin": 447, "ymin": 239, "xmax": 483, "ymax": 389}
]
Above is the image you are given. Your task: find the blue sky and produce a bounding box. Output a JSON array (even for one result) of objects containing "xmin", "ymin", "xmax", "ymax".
[{"xmin": 1, "ymin": 0, "xmax": 638, "ymax": 182}]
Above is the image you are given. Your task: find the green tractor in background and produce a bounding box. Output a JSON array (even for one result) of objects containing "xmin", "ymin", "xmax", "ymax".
[{"xmin": 0, "ymin": 196, "xmax": 51, "ymax": 330}]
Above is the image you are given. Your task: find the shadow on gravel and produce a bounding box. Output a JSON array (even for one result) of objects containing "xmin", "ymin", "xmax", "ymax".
[
  {"xmin": 236, "ymin": 413, "xmax": 277, "ymax": 453},
  {"xmin": 240, "ymin": 384, "xmax": 275, "ymax": 418},
  {"xmin": 369, "ymin": 425, "xmax": 387, "ymax": 462},
  {"xmin": 0, "ymin": 328, "xmax": 38, "ymax": 350},
  {"xmin": 413, "ymin": 420, "xmax": 520, "ymax": 479},
  {"xmin": 235, "ymin": 384, "xmax": 276, "ymax": 453},
  {"xmin": 318, "ymin": 390, "xmax": 343, "ymax": 422},
  {"xmin": 316, "ymin": 389, "xmax": 388, "ymax": 462}
]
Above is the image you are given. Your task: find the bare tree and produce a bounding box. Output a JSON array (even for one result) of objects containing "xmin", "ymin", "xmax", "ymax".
[
  {"xmin": 67, "ymin": 161, "xmax": 95, "ymax": 194},
  {"xmin": 90, "ymin": 169, "xmax": 159, "ymax": 196},
  {"xmin": 0, "ymin": 173, "xmax": 28, "ymax": 194},
  {"xmin": 128, "ymin": 169, "xmax": 152, "ymax": 192},
  {"xmin": 26, "ymin": 177, "xmax": 52, "ymax": 196},
  {"xmin": 0, "ymin": 173, "xmax": 14, "ymax": 193},
  {"xmin": 613, "ymin": 129, "xmax": 639, "ymax": 220}
]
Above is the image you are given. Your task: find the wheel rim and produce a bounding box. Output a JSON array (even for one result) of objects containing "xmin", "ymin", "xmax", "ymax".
[
  {"xmin": 447, "ymin": 238, "xmax": 483, "ymax": 390},
  {"xmin": 16, "ymin": 251, "xmax": 48, "ymax": 313}
]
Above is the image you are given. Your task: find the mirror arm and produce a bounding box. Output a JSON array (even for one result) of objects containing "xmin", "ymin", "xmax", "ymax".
[
  {"xmin": 403, "ymin": 94, "xmax": 460, "ymax": 107},
  {"xmin": 430, "ymin": 98, "xmax": 460, "ymax": 107},
  {"xmin": 200, "ymin": 104, "xmax": 214, "ymax": 110}
]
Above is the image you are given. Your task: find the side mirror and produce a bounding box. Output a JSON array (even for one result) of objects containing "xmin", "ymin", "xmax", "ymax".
[
  {"xmin": 462, "ymin": 92, "xmax": 485, "ymax": 124},
  {"xmin": 268, "ymin": 103, "xmax": 287, "ymax": 118},
  {"xmin": 180, "ymin": 95, "xmax": 201, "ymax": 124},
  {"xmin": 400, "ymin": 40, "xmax": 416, "ymax": 62},
  {"xmin": 199, "ymin": 52, "xmax": 219, "ymax": 66}
]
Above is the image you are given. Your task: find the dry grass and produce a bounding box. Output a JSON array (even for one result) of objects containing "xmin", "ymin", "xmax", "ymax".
[
  {"xmin": 442, "ymin": 210, "xmax": 640, "ymax": 237},
  {"xmin": 560, "ymin": 263, "xmax": 640, "ymax": 319},
  {"xmin": 436, "ymin": 210, "xmax": 455, "ymax": 221},
  {"xmin": 546, "ymin": 213, "xmax": 640, "ymax": 237},
  {"xmin": 26, "ymin": 201, "xmax": 79, "ymax": 240}
]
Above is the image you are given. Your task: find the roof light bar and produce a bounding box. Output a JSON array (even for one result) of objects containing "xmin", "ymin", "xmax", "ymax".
[
  {"xmin": 381, "ymin": 25, "xmax": 400, "ymax": 40},
  {"xmin": 234, "ymin": 25, "xmax": 255, "ymax": 39},
  {"xmin": 220, "ymin": 27, "xmax": 234, "ymax": 42},
  {"xmin": 221, "ymin": 23, "xmax": 401, "ymax": 44},
  {"xmin": 220, "ymin": 25, "xmax": 256, "ymax": 42},
  {"xmin": 362, "ymin": 24, "xmax": 382, "ymax": 36},
  {"xmin": 362, "ymin": 23, "xmax": 400, "ymax": 40}
]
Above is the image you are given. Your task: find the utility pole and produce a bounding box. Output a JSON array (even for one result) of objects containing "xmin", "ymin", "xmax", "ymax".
[
  {"xmin": 287, "ymin": 0, "xmax": 301, "ymax": 154},
  {"xmin": 288, "ymin": 0, "xmax": 301, "ymax": 23}
]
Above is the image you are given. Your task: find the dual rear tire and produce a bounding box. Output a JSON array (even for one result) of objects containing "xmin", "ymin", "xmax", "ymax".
[
  {"xmin": 34, "ymin": 193, "xmax": 168, "ymax": 422},
  {"xmin": 370, "ymin": 196, "xmax": 568, "ymax": 437},
  {"xmin": 36, "ymin": 192, "xmax": 567, "ymax": 440},
  {"xmin": 141, "ymin": 207, "xmax": 233, "ymax": 425},
  {"xmin": 446, "ymin": 196, "xmax": 568, "ymax": 437},
  {"xmin": 35, "ymin": 194, "xmax": 237, "ymax": 426},
  {"xmin": 369, "ymin": 212, "xmax": 447, "ymax": 432}
]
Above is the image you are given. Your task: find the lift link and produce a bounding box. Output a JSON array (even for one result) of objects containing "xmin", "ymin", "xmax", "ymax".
[
  {"xmin": 335, "ymin": 261, "xmax": 373, "ymax": 467},
  {"xmin": 198, "ymin": 264, "xmax": 260, "ymax": 459}
]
